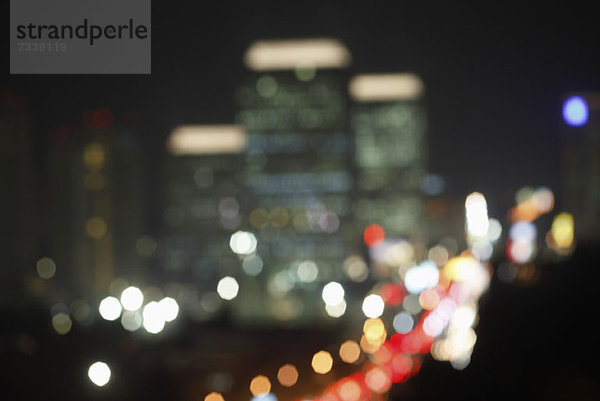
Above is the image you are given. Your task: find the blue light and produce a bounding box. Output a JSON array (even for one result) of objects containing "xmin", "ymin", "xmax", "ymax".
[
  {"xmin": 563, "ymin": 96, "xmax": 589, "ymax": 127},
  {"xmin": 251, "ymin": 394, "xmax": 277, "ymax": 401}
]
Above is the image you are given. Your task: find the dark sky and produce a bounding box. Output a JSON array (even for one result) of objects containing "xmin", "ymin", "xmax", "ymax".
[{"xmin": 3, "ymin": 1, "xmax": 599, "ymax": 214}]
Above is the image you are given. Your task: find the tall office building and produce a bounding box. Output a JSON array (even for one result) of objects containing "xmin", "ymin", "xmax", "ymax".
[
  {"xmin": 161, "ymin": 125, "xmax": 247, "ymax": 296},
  {"xmin": 349, "ymin": 74, "xmax": 427, "ymax": 242},
  {"xmin": 561, "ymin": 92, "xmax": 600, "ymax": 241},
  {"xmin": 234, "ymin": 39, "xmax": 353, "ymax": 324},
  {"xmin": 44, "ymin": 112, "xmax": 146, "ymax": 304}
]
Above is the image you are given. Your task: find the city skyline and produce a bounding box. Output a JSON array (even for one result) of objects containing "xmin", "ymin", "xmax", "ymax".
[
  {"xmin": 2, "ymin": 1, "xmax": 599, "ymax": 213},
  {"xmin": 2, "ymin": 3, "xmax": 599, "ymax": 401}
]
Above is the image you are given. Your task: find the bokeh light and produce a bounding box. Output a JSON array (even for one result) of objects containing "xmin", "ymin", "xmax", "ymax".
[
  {"xmin": 120, "ymin": 310, "xmax": 143, "ymax": 332},
  {"xmin": 52, "ymin": 312, "xmax": 72, "ymax": 335},
  {"xmin": 404, "ymin": 261, "xmax": 439, "ymax": 294},
  {"xmin": 229, "ymin": 231, "xmax": 258, "ymax": 255},
  {"xmin": 85, "ymin": 217, "xmax": 108, "ymax": 239},
  {"xmin": 363, "ymin": 224, "xmax": 385, "ymax": 246},
  {"xmin": 204, "ymin": 392, "xmax": 225, "ymax": 401},
  {"xmin": 120, "ymin": 286, "xmax": 144, "ymax": 311},
  {"xmin": 365, "ymin": 366, "xmax": 391, "ymax": 393},
  {"xmin": 563, "ymin": 95, "xmax": 589, "ymax": 126},
  {"xmin": 465, "ymin": 192, "xmax": 489, "ymax": 238},
  {"xmin": 142, "ymin": 301, "xmax": 165, "ymax": 334},
  {"xmin": 99, "ymin": 296, "xmax": 122, "ymax": 321},
  {"xmin": 551, "ymin": 212, "xmax": 574, "ymax": 249},
  {"xmin": 325, "ymin": 299, "xmax": 347, "ymax": 318},
  {"xmin": 217, "ymin": 276, "xmax": 240, "ymax": 300},
  {"xmin": 322, "ymin": 281, "xmax": 345, "ymax": 306},
  {"xmin": 339, "ymin": 340, "xmax": 361, "ymax": 363},
  {"xmin": 277, "ymin": 364, "xmax": 299, "ymax": 387},
  {"xmin": 36, "ymin": 257, "xmax": 56, "ymax": 279},
  {"xmin": 249, "ymin": 375, "xmax": 271, "ymax": 396},
  {"xmin": 311, "ymin": 350, "xmax": 333, "ymax": 374},
  {"xmin": 88, "ymin": 361, "xmax": 111, "ymax": 387},
  {"xmin": 392, "ymin": 312, "xmax": 414, "ymax": 334},
  {"xmin": 296, "ymin": 260, "xmax": 319, "ymax": 283},
  {"xmin": 339, "ymin": 379, "xmax": 362, "ymax": 401},
  {"xmin": 158, "ymin": 297, "xmax": 179, "ymax": 322},
  {"xmin": 363, "ymin": 318, "xmax": 386, "ymax": 341},
  {"xmin": 362, "ymin": 294, "xmax": 385, "ymax": 318}
]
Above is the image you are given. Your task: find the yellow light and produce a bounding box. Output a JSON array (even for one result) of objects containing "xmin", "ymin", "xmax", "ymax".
[
  {"xmin": 244, "ymin": 39, "xmax": 351, "ymax": 70},
  {"xmin": 363, "ymin": 318, "xmax": 385, "ymax": 341},
  {"xmin": 360, "ymin": 334, "xmax": 383, "ymax": 354},
  {"xmin": 249, "ymin": 208, "xmax": 269, "ymax": 228},
  {"xmin": 551, "ymin": 212, "xmax": 574, "ymax": 248},
  {"xmin": 83, "ymin": 143, "xmax": 105, "ymax": 170},
  {"xmin": 249, "ymin": 375, "xmax": 271, "ymax": 396},
  {"xmin": 277, "ymin": 364, "xmax": 299, "ymax": 387},
  {"xmin": 204, "ymin": 392, "xmax": 225, "ymax": 401},
  {"xmin": 443, "ymin": 256, "xmax": 480, "ymax": 282},
  {"xmin": 269, "ymin": 207, "xmax": 289, "ymax": 228},
  {"xmin": 167, "ymin": 125, "xmax": 246, "ymax": 155},
  {"xmin": 86, "ymin": 217, "xmax": 108, "ymax": 239},
  {"xmin": 349, "ymin": 73, "xmax": 424, "ymax": 102},
  {"xmin": 84, "ymin": 172, "xmax": 105, "ymax": 191},
  {"xmin": 339, "ymin": 340, "xmax": 361, "ymax": 363},
  {"xmin": 52, "ymin": 312, "xmax": 72, "ymax": 335},
  {"xmin": 311, "ymin": 350, "xmax": 333, "ymax": 374}
]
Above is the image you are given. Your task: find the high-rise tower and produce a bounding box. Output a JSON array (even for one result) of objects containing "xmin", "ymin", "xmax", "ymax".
[{"xmin": 235, "ymin": 39, "xmax": 353, "ymax": 324}]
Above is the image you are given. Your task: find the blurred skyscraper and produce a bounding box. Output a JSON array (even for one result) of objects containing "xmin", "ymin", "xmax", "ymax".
[
  {"xmin": 561, "ymin": 92, "xmax": 599, "ymax": 241},
  {"xmin": 157, "ymin": 40, "xmax": 437, "ymax": 326},
  {"xmin": 43, "ymin": 112, "xmax": 146, "ymax": 306},
  {"xmin": 162, "ymin": 126, "xmax": 247, "ymax": 304},
  {"xmin": 235, "ymin": 39, "xmax": 353, "ymax": 324},
  {"xmin": 349, "ymin": 74, "xmax": 427, "ymax": 241}
]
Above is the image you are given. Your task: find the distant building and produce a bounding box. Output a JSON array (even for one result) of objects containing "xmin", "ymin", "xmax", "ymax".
[
  {"xmin": 235, "ymin": 39, "xmax": 353, "ymax": 323},
  {"xmin": 162, "ymin": 125, "xmax": 247, "ymax": 291},
  {"xmin": 349, "ymin": 74, "xmax": 427, "ymax": 242},
  {"xmin": 43, "ymin": 112, "xmax": 146, "ymax": 304},
  {"xmin": 560, "ymin": 92, "xmax": 600, "ymax": 241}
]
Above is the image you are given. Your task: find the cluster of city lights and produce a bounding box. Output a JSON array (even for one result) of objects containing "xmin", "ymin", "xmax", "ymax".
[
  {"xmin": 98, "ymin": 286, "xmax": 179, "ymax": 334},
  {"xmin": 201, "ymin": 233, "xmax": 490, "ymax": 400},
  {"xmin": 37, "ymin": 188, "xmax": 575, "ymax": 395},
  {"xmin": 197, "ymin": 189, "xmax": 575, "ymax": 401},
  {"xmin": 498, "ymin": 186, "xmax": 574, "ymax": 284}
]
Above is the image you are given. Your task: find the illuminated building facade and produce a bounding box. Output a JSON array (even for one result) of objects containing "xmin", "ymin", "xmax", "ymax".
[
  {"xmin": 349, "ymin": 74, "xmax": 427, "ymax": 242},
  {"xmin": 161, "ymin": 126, "xmax": 247, "ymax": 297},
  {"xmin": 234, "ymin": 39, "xmax": 353, "ymax": 323}
]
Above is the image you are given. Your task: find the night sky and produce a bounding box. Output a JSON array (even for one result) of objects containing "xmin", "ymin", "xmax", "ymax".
[{"xmin": 3, "ymin": 1, "xmax": 600, "ymax": 216}]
